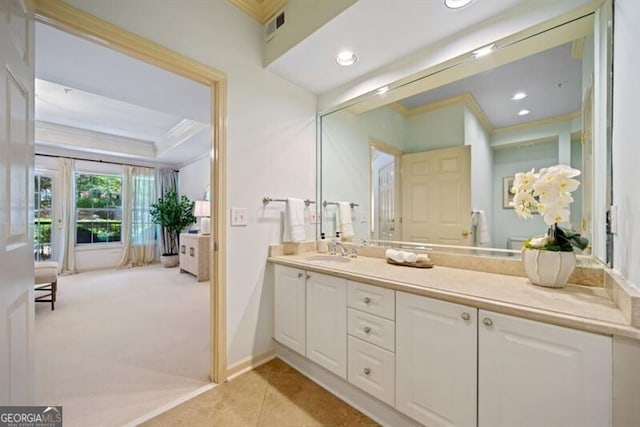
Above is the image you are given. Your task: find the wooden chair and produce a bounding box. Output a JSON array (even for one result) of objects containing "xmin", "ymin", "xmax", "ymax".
[{"xmin": 35, "ymin": 261, "xmax": 58, "ymax": 311}]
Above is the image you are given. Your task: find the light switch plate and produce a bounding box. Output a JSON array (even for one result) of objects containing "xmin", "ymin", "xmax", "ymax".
[
  {"xmin": 231, "ymin": 207, "xmax": 248, "ymax": 226},
  {"xmin": 310, "ymin": 210, "xmax": 318, "ymax": 224}
]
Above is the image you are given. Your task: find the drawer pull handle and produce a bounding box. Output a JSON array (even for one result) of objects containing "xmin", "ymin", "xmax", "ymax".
[
  {"xmin": 363, "ymin": 297, "xmax": 371, "ymax": 304},
  {"xmin": 483, "ymin": 317, "xmax": 493, "ymax": 327},
  {"xmin": 297, "ymin": 272, "xmax": 303, "ymax": 278},
  {"xmin": 189, "ymin": 247, "xmax": 194, "ymax": 257},
  {"xmin": 180, "ymin": 245, "xmax": 186, "ymax": 254},
  {"xmin": 363, "ymin": 326, "xmax": 371, "ymax": 334},
  {"xmin": 461, "ymin": 312, "xmax": 470, "ymax": 321},
  {"xmin": 306, "ymin": 274, "xmax": 311, "ymax": 280},
  {"xmin": 363, "ymin": 368, "xmax": 371, "ymax": 375}
]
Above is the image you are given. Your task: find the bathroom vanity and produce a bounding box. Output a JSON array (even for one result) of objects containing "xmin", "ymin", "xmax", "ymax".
[{"xmin": 269, "ymin": 250, "xmax": 639, "ymax": 427}]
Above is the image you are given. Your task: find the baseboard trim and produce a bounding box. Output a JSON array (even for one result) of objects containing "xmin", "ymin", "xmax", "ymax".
[
  {"xmin": 226, "ymin": 348, "xmax": 278, "ymax": 380},
  {"xmin": 122, "ymin": 382, "xmax": 217, "ymax": 427}
]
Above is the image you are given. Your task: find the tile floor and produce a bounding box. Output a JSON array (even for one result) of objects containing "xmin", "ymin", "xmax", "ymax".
[{"xmin": 141, "ymin": 358, "xmax": 379, "ymax": 427}]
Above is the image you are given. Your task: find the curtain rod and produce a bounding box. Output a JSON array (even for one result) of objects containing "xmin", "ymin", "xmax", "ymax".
[{"xmin": 35, "ymin": 153, "xmax": 179, "ymax": 172}]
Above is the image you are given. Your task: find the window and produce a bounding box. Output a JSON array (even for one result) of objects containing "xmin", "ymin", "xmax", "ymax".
[
  {"xmin": 34, "ymin": 174, "xmax": 53, "ymax": 261},
  {"xmin": 75, "ymin": 173, "xmax": 122, "ymax": 244}
]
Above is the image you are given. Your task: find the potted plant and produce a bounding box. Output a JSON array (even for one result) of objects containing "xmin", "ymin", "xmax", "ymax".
[
  {"xmin": 510, "ymin": 164, "xmax": 589, "ymax": 287},
  {"xmin": 150, "ymin": 189, "xmax": 196, "ymax": 267}
]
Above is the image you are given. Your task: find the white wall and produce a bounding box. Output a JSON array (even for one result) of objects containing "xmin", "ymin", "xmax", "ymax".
[
  {"xmin": 61, "ymin": 0, "xmax": 317, "ymax": 366},
  {"xmin": 612, "ymin": 0, "xmax": 640, "ymax": 288},
  {"xmin": 179, "ymin": 155, "xmax": 210, "ymax": 203},
  {"xmin": 405, "ymin": 103, "xmax": 464, "ymax": 153}
]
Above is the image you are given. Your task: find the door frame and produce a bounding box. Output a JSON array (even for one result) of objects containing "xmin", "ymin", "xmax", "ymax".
[
  {"xmin": 369, "ymin": 137, "xmax": 402, "ymax": 241},
  {"xmin": 33, "ymin": 0, "xmax": 228, "ymax": 383}
]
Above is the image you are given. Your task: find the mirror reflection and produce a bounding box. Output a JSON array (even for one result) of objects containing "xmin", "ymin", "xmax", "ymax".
[{"xmin": 320, "ymin": 16, "xmax": 602, "ymax": 255}]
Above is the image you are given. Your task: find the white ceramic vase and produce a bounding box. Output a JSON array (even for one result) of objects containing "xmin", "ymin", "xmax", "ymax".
[{"xmin": 521, "ymin": 248, "xmax": 576, "ymax": 288}]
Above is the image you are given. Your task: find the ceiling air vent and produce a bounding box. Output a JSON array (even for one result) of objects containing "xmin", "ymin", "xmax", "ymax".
[{"xmin": 265, "ymin": 6, "xmax": 286, "ymax": 43}]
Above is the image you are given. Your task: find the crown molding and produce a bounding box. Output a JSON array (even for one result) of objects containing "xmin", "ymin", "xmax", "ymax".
[
  {"xmin": 571, "ymin": 37, "xmax": 585, "ymax": 60},
  {"xmin": 492, "ymin": 111, "xmax": 580, "ymax": 134},
  {"xmin": 227, "ymin": 0, "xmax": 287, "ymax": 23},
  {"xmin": 389, "ymin": 92, "xmax": 494, "ymax": 134},
  {"xmin": 35, "ymin": 121, "xmax": 156, "ymax": 158},
  {"xmin": 158, "ymin": 119, "xmax": 209, "ymax": 153}
]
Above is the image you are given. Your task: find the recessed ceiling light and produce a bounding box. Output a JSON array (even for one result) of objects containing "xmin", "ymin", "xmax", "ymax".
[
  {"xmin": 518, "ymin": 109, "xmax": 531, "ymax": 116},
  {"xmin": 336, "ymin": 50, "xmax": 358, "ymax": 67},
  {"xmin": 376, "ymin": 86, "xmax": 389, "ymax": 95},
  {"xmin": 512, "ymin": 91, "xmax": 527, "ymax": 100},
  {"xmin": 472, "ymin": 44, "xmax": 495, "ymax": 58},
  {"xmin": 444, "ymin": 0, "xmax": 475, "ymax": 9}
]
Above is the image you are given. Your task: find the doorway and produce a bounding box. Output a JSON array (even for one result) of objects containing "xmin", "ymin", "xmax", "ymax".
[
  {"xmin": 33, "ymin": 0, "xmax": 227, "ymax": 394},
  {"xmin": 370, "ymin": 139, "xmax": 401, "ymax": 242}
]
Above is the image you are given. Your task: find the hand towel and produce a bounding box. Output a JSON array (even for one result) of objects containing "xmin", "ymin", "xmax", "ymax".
[
  {"xmin": 283, "ymin": 198, "xmax": 306, "ymax": 243},
  {"xmin": 385, "ymin": 249, "xmax": 404, "ymax": 263},
  {"xmin": 337, "ymin": 202, "xmax": 354, "ymax": 238},
  {"xmin": 403, "ymin": 252, "xmax": 417, "ymax": 263},
  {"xmin": 473, "ymin": 210, "xmax": 490, "ymax": 245}
]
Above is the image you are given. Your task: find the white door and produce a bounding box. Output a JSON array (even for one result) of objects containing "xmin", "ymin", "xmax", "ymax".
[
  {"xmin": 377, "ymin": 160, "xmax": 397, "ymax": 241},
  {"xmin": 0, "ymin": 0, "xmax": 35, "ymax": 405},
  {"xmin": 395, "ymin": 292, "xmax": 477, "ymax": 427},
  {"xmin": 306, "ymin": 272, "xmax": 347, "ymax": 379},
  {"xmin": 401, "ymin": 146, "xmax": 470, "ymax": 245},
  {"xmin": 273, "ymin": 265, "xmax": 306, "ymax": 355},
  {"xmin": 478, "ymin": 310, "xmax": 612, "ymax": 427}
]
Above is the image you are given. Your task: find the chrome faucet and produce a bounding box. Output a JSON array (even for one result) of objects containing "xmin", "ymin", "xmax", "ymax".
[{"xmin": 333, "ymin": 241, "xmax": 348, "ymax": 256}]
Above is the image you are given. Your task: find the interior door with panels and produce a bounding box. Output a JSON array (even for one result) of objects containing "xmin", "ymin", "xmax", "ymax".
[{"xmin": 0, "ymin": 0, "xmax": 35, "ymax": 404}]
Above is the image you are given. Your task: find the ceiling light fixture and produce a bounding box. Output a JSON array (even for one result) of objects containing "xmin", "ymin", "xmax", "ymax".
[
  {"xmin": 511, "ymin": 91, "xmax": 527, "ymax": 100},
  {"xmin": 518, "ymin": 109, "xmax": 531, "ymax": 116},
  {"xmin": 336, "ymin": 50, "xmax": 358, "ymax": 67},
  {"xmin": 376, "ymin": 86, "xmax": 389, "ymax": 95},
  {"xmin": 472, "ymin": 44, "xmax": 495, "ymax": 58},
  {"xmin": 444, "ymin": 0, "xmax": 475, "ymax": 9}
]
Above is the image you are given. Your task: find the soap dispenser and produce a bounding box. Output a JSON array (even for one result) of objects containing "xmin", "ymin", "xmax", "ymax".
[{"xmin": 318, "ymin": 233, "xmax": 328, "ymax": 253}]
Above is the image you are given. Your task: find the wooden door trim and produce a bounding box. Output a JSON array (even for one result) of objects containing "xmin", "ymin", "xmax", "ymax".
[{"xmin": 32, "ymin": 0, "xmax": 228, "ymax": 383}]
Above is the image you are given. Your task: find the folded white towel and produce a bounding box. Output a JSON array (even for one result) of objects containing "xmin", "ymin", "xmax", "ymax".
[
  {"xmin": 385, "ymin": 249, "xmax": 404, "ymax": 263},
  {"xmin": 283, "ymin": 198, "xmax": 306, "ymax": 243},
  {"xmin": 337, "ymin": 202, "xmax": 354, "ymax": 238},
  {"xmin": 473, "ymin": 210, "xmax": 490, "ymax": 245},
  {"xmin": 403, "ymin": 252, "xmax": 417, "ymax": 263},
  {"xmin": 416, "ymin": 254, "xmax": 430, "ymax": 263}
]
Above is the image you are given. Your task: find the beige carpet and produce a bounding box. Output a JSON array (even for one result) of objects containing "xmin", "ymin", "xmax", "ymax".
[{"xmin": 35, "ymin": 264, "xmax": 211, "ymax": 427}]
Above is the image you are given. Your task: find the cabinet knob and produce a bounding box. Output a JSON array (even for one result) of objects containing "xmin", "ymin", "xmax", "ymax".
[
  {"xmin": 363, "ymin": 368, "xmax": 371, "ymax": 375},
  {"xmin": 297, "ymin": 272, "xmax": 303, "ymax": 278},
  {"xmin": 461, "ymin": 312, "xmax": 470, "ymax": 321},
  {"xmin": 306, "ymin": 274, "xmax": 311, "ymax": 280},
  {"xmin": 483, "ymin": 317, "xmax": 493, "ymax": 327},
  {"xmin": 363, "ymin": 326, "xmax": 371, "ymax": 334},
  {"xmin": 363, "ymin": 296, "xmax": 371, "ymax": 304}
]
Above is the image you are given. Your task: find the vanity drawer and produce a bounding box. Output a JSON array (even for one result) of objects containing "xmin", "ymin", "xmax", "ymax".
[
  {"xmin": 348, "ymin": 281, "xmax": 395, "ymax": 320},
  {"xmin": 348, "ymin": 308, "xmax": 395, "ymax": 352},
  {"xmin": 348, "ymin": 336, "xmax": 395, "ymax": 406}
]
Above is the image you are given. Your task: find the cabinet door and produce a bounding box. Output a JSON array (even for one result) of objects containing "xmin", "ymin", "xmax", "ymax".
[
  {"xmin": 478, "ymin": 310, "xmax": 612, "ymax": 427},
  {"xmin": 396, "ymin": 291, "xmax": 477, "ymax": 427},
  {"xmin": 274, "ymin": 265, "xmax": 306, "ymax": 355},
  {"xmin": 307, "ymin": 272, "xmax": 347, "ymax": 379}
]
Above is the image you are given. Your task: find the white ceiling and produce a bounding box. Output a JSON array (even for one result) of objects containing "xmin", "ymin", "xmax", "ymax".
[
  {"xmin": 266, "ymin": 0, "xmax": 530, "ymax": 94},
  {"xmin": 35, "ymin": 22, "xmax": 211, "ymax": 167},
  {"xmin": 399, "ymin": 42, "xmax": 583, "ymax": 128}
]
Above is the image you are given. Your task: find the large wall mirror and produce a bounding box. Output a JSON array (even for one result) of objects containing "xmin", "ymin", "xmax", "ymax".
[{"xmin": 319, "ymin": 3, "xmax": 613, "ymax": 264}]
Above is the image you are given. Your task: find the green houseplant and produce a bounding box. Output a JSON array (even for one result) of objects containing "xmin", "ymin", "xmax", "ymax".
[
  {"xmin": 510, "ymin": 164, "xmax": 589, "ymax": 287},
  {"xmin": 150, "ymin": 190, "xmax": 196, "ymax": 267}
]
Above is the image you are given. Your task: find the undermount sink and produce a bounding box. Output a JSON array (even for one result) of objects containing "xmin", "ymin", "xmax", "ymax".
[{"xmin": 305, "ymin": 255, "xmax": 352, "ymax": 265}]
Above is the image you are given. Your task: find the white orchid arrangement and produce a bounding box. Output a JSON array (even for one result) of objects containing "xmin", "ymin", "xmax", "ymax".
[{"xmin": 510, "ymin": 164, "xmax": 589, "ymax": 252}]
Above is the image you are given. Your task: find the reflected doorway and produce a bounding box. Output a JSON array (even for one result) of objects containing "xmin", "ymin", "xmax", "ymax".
[{"xmin": 370, "ymin": 139, "xmax": 401, "ymax": 242}]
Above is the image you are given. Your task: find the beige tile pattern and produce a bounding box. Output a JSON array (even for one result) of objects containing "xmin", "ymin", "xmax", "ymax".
[{"xmin": 142, "ymin": 359, "xmax": 378, "ymax": 427}]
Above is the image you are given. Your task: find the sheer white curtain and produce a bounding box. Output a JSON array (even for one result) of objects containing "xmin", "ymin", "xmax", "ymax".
[
  {"xmin": 55, "ymin": 157, "xmax": 76, "ymax": 275},
  {"xmin": 118, "ymin": 166, "xmax": 157, "ymax": 267}
]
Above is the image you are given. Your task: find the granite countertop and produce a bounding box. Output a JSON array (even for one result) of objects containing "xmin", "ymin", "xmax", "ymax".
[{"xmin": 268, "ymin": 253, "xmax": 640, "ymax": 340}]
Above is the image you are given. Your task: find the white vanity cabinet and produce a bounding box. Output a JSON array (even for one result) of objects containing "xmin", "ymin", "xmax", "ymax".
[
  {"xmin": 306, "ymin": 271, "xmax": 348, "ymax": 378},
  {"xmin": 478, "ymin": 309, "xmax": 612, "ymax": 427},
  {"xmin": 395, "ymin": 291, "xmax": 478, "ymax": 427},
  {"xmin": 273, "ymin": 265, "xmax": 306, "ymax": 355}
]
